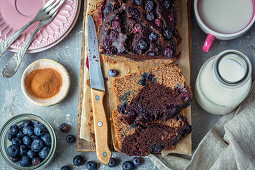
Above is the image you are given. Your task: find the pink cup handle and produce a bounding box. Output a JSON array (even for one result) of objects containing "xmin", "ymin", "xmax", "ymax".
[{"xmin": 202, "ymin": 34, "xmax": 216, "ymax": 52}]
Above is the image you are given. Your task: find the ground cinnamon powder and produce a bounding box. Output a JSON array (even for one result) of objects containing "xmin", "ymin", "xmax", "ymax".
[{"xmin": 25, "ymin": 68, "xmax": 63, "ymax": 99}]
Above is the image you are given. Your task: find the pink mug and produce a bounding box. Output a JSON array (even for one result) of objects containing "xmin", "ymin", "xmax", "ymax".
[{"xmin": 194, "ymin": 0, "xmax": 255, "ymax": 52}]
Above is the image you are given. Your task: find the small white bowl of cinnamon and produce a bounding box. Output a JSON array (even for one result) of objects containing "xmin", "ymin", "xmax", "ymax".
[{"xmin": 21, "ymin": 59, "xmax": 70, "ymax": 106}]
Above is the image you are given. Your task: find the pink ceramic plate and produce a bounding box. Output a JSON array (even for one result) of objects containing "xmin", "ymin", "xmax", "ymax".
[{"xmin": 0, "ymin": 0, "xmax": 80, "ymax": 53}]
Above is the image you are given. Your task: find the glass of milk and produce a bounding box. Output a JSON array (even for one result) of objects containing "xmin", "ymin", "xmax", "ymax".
[
  {"xmin": 195, "ymin": 50, "xmax": 252, "ymax": 115},
  {"xmin": 194, "ymin": 0, "xmax": 255, "ymax": 52}
]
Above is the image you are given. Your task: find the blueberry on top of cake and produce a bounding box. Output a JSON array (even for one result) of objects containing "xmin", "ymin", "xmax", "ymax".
[{"xmin": 99, "ymin": 0, "xmax": 178, "ymax": 60}]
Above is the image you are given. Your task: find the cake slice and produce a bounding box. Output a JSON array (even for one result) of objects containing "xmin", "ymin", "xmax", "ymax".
[
  {"xmin": 99, "ymin": 0, "xmax": 178, "ymax": 60},
  {"xmin": 113, "ymin": 64, "xmax": 192, "ymax": 126},
  {"xmin": 112, "ymin": 64, "xmax": 192, "ymax": 156}
]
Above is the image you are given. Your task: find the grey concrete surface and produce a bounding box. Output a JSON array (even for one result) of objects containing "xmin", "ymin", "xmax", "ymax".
[{"xmin": 0, "ymin": 2, "xmax": 255, "ymax": 170}]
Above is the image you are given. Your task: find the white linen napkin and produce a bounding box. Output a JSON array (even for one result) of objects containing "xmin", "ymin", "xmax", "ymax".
[{"xmin": 148, "ymin": 81, "xmax": 255, "ymax": 170}]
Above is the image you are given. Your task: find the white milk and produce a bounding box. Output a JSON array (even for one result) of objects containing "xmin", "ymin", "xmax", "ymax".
[
  {"xmin": 195, "ymin": 52, "xmax": 252, "ymax": 115},
  {"xmin": 198, "ymin": 0, "xmax": 254, "ymax": 33}
]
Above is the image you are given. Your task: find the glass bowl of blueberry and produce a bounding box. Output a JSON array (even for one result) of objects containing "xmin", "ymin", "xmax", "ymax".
[{"xmin": 0, "ymin": 114, "xmax": 56, "ymax": 169}]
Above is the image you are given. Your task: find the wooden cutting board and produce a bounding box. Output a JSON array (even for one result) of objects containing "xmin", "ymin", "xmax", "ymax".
[{"xmin": 77, "ymin": 0, "xmax": 193, "ymax": 155}]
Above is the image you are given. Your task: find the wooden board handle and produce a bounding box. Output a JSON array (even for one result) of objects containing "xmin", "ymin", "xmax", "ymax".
[{"xmin": 91, "ymin": 89, "xmax": 111, "ymax": 164}]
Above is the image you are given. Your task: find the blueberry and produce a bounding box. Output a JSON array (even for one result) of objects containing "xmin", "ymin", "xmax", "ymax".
[
  {"xmin": 108, "ymin": 158, "xmax": 118, "ymax": 167},
  {"xmin": 39, "ymin": 147, "xmax": 50, "ymax": 159},
  {"xmin": 122, "ymin": 161, "xmax": 134, "ymax": 170},
  {"xmin": 33, "ymin": 121, "xmax": 40, "ymax": 127},
  {"xmin": 104, "ymin": 3, "xmax": 113, "ymax": 15},
  {"xmin": 17, "ymin": 131, "xmax": 24, "ymax": 138},
  {"xmin": 31, "ymin": 135, "xmax": 39, "ymax": 140},
  {"xmin": 163, "ymin": 0, "xmax": 171, "ymax": 9},
  {"xmin": 73, "ymin": 155, "xmax": 85, "ymax": 166},
  {"xmin": 66, "ymin": 135, "xmax": 76, "ymax": 143},
  {"xmin": 108, "ymin": 69, "xmax": 117, "ymax": 77},
  {"xmin": 10, "ymin": 125, "xmax": 19, "ymax": 135},
  {"xmin": 8, "ymin": 133, "xmax": 15, "ymax": 141},
  {"xmin": 137, "ymin": 38, "xmax": 149, "ymax": 50},
  {"xmin": 27, "ymin": 150, "xmax": 37, "ymax": 159},
  {"xmin": 164, "ymin": 48, "xmax": 174, "ymax": 58},
  {"xmin": 23, "ymin": 136, "xmax": 32, "ymax": 146},
  {"xmin": 146, "ymin": 12, "xmax": 155, "ymax": 21},
  {"xmin": 129, "ymin": 8, "xmax": 140, "ymax": 19},
  {"xmin": 133, "ymin": 157, "xmax": 143, "ymax": 166},
  {"xmin": 18, "ymin": 124, "xmax": 24, "ymax": 130},
  {"xmin": 22, "ymin": 126, "xmax": 34, "ymax": 136},
  {"xmin": 60, "ymin": 123, "xmax": 70, "ymax": 133},
  {"xmin": 163, "ymin": 29, "xmax": 173, "ymax": 40},
  {"xmin": 7, "ymin": 145, "xmax": 20, "ymax": 157},
  {"xmin": 34, "ymin": 124, "xmax": 46, "ymax": 136},
  {"xmin": 12, "ymin": 137, "xmax": 23, "ymax": 145},
  {"xmin": 145, "ymin": 0, "xmax": 155, "ymax": 12},
  {"xmin": 11, "ymin": 156, "xmax": 21, "ymax": 163},
  {"xmin": 134, "ymin": 0, "xmax": 143, "ymax": 6},
  {"xmin": 31, "ymin": 139, "xmax": 44, "ymax": 152},
  {"xmin": 61, "ymin": 166, "xmax": 71, "ymax": 170},
  {"xmin": 19, "ymin": 156, "xmax": 30, "ymax": 167},
  {"xmin": 149, "ymin": 32, "xmax": 158, "ymax": 42},
  {"xmin": 20, "ymin": 145, "xmax": 27, "ymax": 156},
  {"xmin": 23, "ymin": 120, "xmax": 33, "ymax": 127},
  {"xmin": 40, "ymin": 133, "xmax": 51, "ymax": 146},
  {"xmin": 32, "ymin": 158, "xmax": 41, "ymax": 166},
  {"xmin": 86, "ymin": 161, "xmax": 97, "ymax": 170}
]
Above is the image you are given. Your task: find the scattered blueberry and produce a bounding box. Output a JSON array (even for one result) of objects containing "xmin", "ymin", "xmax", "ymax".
[
  {"xmin": 133, "ymin": 24, "xmax": 142, "ymax": 33},
  {"xmin": 164, "ymin": 48, "xmax": 174, "ymax": 58},
  {"xmin": 66, "ymin": 135, "xmax": 76, "ymax": 143},
  {"xmin": 7, "ymin": 145, "xmax": 20, "ymax": 157},
  {"xmin": 20, "ymin": 145, "xmax": 27, "ymax": 156},
  {"xmin": 86, "ymin": 161, "xmax": 97, "ymax": 170},
  {"xmin": 163, "ymin": 29, "xmax": 173, "ymax": 40},
  {"xmin": 151, "ymin": 143, "xmax": 164, "ymax": 152},
  {"xmin": 149, "ymin": 32, "xmax": 158, "ymax": 42},
  {"xmin": 39, "ymin": 147, "xmax": 50, "ymax": 159},
  {"xmin": 34, "ymin": 124, "xmax": 46, "ymax": 136},
  {"xmin": 129, "ymin": 8, "xmax": 140, "ymax": 19},
  {"xmin": 163, "ymin": 0, "xmax": 171, "ymax": 9},
  {"xmin": 104, "ymin": 3, "xmax": 113, "ymax": 15},
  {"xmin": 19, "ymin": 156, "xmax": 30, "ymax": 167},
  {"xmin": 27, "ymin": 150, "xmax": 37, "ymax": 159},
  {"xmin": 134, "ymin": 0, "xmax": 143, "ymax": 6},
  {"xmin": 32, "ymin": 158, "xmax": 41, "ymax": 166},
  {"xmin": 23, "ymin": 136, "xmax": 32, "ymax": 146},
  {"xmin": 11, "ymin": 156, "xmax": 21, "ymax": 162},
  {"xmin": 23, "ymin": 120, "xmax": 33, "ymax": 127},
  {"xmin": 59, "ymin": 123, "xmax": 71, "ymax": 133},
  {"xmin": 31, "ymin": 139, "xmax": 44, "ymax": 152},
  {"xmin": 22, "ymin": 126, "xmax": 34, "ymax": 136},
  {"xmin": 73, "ymin": 155, "xmax": 85, "ymax": 166},
  {"xmin": 17, "ymin": 131, "xmax": 24, "ymax": 138},
  {"xmin": 61, "ymin": 166, "xmax": 71, "ymax": 170},
  {"xmin": 108, "ymin": 158, "xmax": 118, "ymax": 167},
  {"xmin": 137, "ymin": 38, "xmax": 149, "ymax": 50},
  {"xmin": 145, "ymin": 0, "xmax": 155, "ymax": 12},
  {"xmin": 8, "ymin": 133, "xmax": 15, "ymax": 141},
  {"xmin": 133, "ymin": 157, "xmax": 143, "ymax": 166},
  {"xmin": 122, "ymin": 161, "xmax": 134, "ymax": 170},
  {"xmin": 41, "ymin": 133, "xmax": 51, "ymax": 146},
  {"xmin": 10, "ymin": 125, "xmax": 19, "ymax": 135},
  {"xmin": 12, "ymin": 137, "xmax": 22, "ymax": 145},
  {"xmin": 146, "ymin": 12, "xmax": 155, "ymax": 21},
  {"xmin": 108, "ymin": 69, "xmax": 117, "ymax": 77}
]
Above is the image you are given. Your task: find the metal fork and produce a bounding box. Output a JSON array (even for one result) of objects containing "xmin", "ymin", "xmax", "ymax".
[
  {"xmin": 0, "ymin": 0, "xmax": 63, "ymax": 57},
  {"xmin": 2, "ymin": 0, "xmax": 65, "ymax": 78}
]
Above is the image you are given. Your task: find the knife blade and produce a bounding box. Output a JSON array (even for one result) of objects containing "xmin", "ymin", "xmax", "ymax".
[{"xmin": 88, "ymin": 15, "xmax": 111, "ymax": 165}]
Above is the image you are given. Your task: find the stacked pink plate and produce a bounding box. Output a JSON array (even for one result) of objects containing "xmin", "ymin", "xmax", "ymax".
[{"xmin": 0, "ymin": 0, "xmax": 81, "ymax": 53}]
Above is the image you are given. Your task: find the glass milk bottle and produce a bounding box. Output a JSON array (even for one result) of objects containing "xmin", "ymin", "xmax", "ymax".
[{"xmin": 195, "ymin": 50, "xmax": 252, "ymax": 115}]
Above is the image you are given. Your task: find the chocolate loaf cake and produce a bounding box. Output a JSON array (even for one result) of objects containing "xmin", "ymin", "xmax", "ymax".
[
  {"xmin": 99, "ymin": 0, "xmax": 178, "ymax": 60},
  {"xmin": 112, "ymin": 64, "xmax": 192, "ymax": 156}
]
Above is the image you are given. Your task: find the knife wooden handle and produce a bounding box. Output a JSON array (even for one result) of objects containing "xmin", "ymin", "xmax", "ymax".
[{"xmin": 91, "ymin": 89, "xmax": 111, "ymax": 165}]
